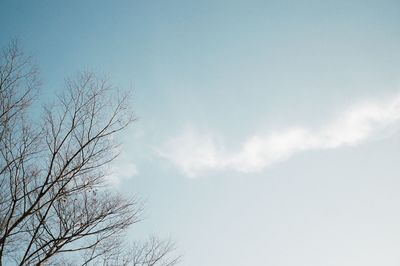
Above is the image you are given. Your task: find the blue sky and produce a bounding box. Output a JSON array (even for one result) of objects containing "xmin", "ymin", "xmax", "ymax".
[{"xmin": 1, "ymin": 0, "xmax": 400, "ymax": 265}]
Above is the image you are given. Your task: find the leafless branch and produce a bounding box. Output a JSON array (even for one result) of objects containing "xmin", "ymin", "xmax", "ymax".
[{"xmin": 0, "ymin": 41, "xmax": 179, "ymax": 266}]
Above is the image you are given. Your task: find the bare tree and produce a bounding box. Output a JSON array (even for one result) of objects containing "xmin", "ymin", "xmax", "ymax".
[{"xmin": 0, "ymin": 41, "xmax": 179, "ymax": 266}]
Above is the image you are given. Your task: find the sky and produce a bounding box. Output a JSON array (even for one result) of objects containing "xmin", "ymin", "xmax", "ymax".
[{"xmin": 1, "ymin": 0, "xmax": 400, "ymax": 265}]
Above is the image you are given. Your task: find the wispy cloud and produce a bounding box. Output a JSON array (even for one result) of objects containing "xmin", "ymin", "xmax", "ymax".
[
  {"xmin": 107, "ymin": 153, "xmax": 139, "ymax": 186},
  {"xmin": 157, "ymin": 93, "xmax": 400, "ymax": 177},
  {"xmin": 106, "ymin": 129, "xmax": 145, "ymax": 186}
]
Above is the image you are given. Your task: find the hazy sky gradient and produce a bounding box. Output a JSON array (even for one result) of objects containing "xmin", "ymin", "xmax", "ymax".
[{"xmin": 1, "ymin": 0, "xmax": 400, "ymax": 265}]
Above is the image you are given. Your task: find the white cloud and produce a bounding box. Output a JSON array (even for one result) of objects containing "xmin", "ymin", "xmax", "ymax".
[
  {"xmin": 106, "ymin": 128, "xmax": 144, "ymax": 186},
  {"xmin": 107, "ymin": 154, "xmax": 139, "ymax": 186},
  {"xmin": 157, "ymin": 93, "xmax": 400, "ymax": 177}
]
